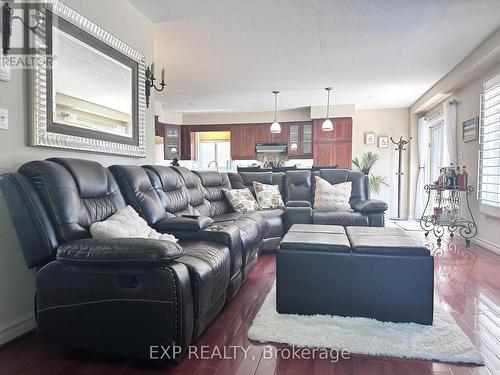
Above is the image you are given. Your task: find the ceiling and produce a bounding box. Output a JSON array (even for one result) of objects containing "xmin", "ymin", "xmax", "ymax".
[{"xmin": 128, "ymin": 0, "xmax": 500, "ymax": 113}]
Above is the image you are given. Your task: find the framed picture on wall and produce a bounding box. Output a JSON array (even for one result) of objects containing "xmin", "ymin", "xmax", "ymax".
[
  {"xmin": 365, "ymin": 132, "xmax": 376, "ymax": 145},
  {"xmin": 463, "ymin": 117, "xmax": 478, "ymax": 142},
  {"xmin": 378, "ymin": 136, "xmax": 388, "ymax": 148}
]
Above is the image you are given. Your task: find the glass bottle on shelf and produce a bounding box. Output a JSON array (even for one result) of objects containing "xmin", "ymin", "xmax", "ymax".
[
  {"xmin": 447, "ymin": 167, "xmax": 459, "ymax": 188},
  {"xmin": 437, "ymin": 168, "xmax": 445, "ymax": 187},
  {"xmin": 460, "ymin": 166, "xmax": 468, "ymax": 187}
]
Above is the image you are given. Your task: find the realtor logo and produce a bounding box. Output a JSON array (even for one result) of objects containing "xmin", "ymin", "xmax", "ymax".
[{"xmin": 1, "ymin": 0, "xmax": 55, "ymax": 69}]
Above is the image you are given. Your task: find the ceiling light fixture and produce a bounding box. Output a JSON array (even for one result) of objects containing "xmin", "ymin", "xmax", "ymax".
[
  {"xmin": 322, "ymin": 87, "xmax": 334, "ymax": 132},
  {"xmin": 270, "ymin": 90, "xmax": 281, "ymax": 134}
]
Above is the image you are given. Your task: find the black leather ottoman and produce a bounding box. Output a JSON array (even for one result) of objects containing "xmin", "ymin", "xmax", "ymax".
[
  {"xmin": 276, "ymin": 224, "xmax": 434, "ymax": 325},
  {"xmin": 346, "ymin": 227, "xmax": 434, "ymax": 325},
  {"xmin": 276, "ymin": 224, "xmax": 352, "ymax": 316}
]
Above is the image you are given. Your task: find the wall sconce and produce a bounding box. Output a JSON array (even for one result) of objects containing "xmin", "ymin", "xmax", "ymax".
[
  {"xmin": 2, "ymin": 0, "xmax": 45, "ymax": 55},
  {"xmin": 145, "ymin": 63, "xmax": 166, "ymax": 108}
]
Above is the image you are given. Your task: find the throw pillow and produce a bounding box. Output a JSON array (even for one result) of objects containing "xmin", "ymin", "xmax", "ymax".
[
  {"xmin": 223, "ymin": 188, "xmax": 260, "ymax": 213},
  {"xmin": 90, "ymin": 205, "xmax": 178, "ymax": 242},
  {"xmin": 313, "ymin": 176, "xmax": 353, "ymax": 211},
  {"xmin": 253, "ymin": 181, "xmax": 285, "ymax": 209}
]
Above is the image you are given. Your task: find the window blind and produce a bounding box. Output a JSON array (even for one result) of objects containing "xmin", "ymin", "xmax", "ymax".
[{"xmin": 478, "ymin": 73, "xmax": 500, "ymax": 208}]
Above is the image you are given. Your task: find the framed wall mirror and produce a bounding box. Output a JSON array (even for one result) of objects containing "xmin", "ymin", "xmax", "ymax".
[{"xmin": 29, "ymin": 0, "xmax": 146, "ymax": 157}]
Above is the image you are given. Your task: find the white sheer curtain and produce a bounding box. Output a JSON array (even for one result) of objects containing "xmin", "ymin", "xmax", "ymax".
[
  {"xmin": 415, "ymin": 117, "xmax": 429, "ymax": 219},
  {"xmin": 442, "ymin": 101, "xmax": 457, "ymax": 166}
]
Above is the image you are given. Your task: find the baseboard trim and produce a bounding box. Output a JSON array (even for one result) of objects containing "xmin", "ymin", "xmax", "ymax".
[
  {"xmin": 0, "ymin": 314, "xmax": 36, "ymax": 345},
  {"xmin": 472, "ymin": 236, "xmax": 500, "ymax": 256}
]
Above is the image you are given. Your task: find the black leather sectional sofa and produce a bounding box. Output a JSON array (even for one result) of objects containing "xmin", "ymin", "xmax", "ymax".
[{"xmin": 0, "ymin": 158, "xmax": 388, "ymax": 360}]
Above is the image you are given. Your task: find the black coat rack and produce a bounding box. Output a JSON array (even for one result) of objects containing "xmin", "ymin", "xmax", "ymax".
[{"xmin": 390, "ymin": 136, "xmax": 412, "ymax": 219}]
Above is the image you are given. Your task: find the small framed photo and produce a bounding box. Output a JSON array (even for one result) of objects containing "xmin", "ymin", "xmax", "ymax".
[
  {"xmin": 462, "ymin": 117, "xmax": 478, "ymax": 142},
  {"xmin": 378, "ymin": 136, "xmax": 388, "ymax": 148},
  {"xmin": 365, "ymin": 132, "xmax": 375, "ymax": 145}
]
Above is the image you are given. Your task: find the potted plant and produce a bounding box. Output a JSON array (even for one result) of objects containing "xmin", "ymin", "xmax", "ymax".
[{"xmin": 352, "ymin": 152, "xmax": 389, "ymax": 194}]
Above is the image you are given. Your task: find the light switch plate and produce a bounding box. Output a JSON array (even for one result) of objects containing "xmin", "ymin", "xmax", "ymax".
[
  {"xmin": 0, "ymin": 108, "xmax": 8, "ymax": 130},
  {"xmin": 0, "ymin": 64, "xmax": 10, "ymax": 82}
]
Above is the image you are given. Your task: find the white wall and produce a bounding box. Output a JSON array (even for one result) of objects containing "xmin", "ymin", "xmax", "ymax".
[
  {"xmin": 0, "ymin": 0, "xmax": 154, "ymax": 343},
  {"xmin": 352, "ymin": 108, "xmax": 410, "ymax": 218},
  {"xmin": 454, "ymin": 63, "xmax": 500, "ymax": 251}
]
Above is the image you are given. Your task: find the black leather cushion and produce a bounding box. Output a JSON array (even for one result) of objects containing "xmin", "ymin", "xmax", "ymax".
[
  {"xmin": 209, "ymin": 216, "xmax": 262, "ymax": 267},
  {"xmin": 155, "ymin": 216, "xmax": 214, "ymax": 232},
  {"xmin": 232, "ymin": 217, "xmax": 262, "ymax": 265},
  {"xmin": 109, "ymin": 165, "xmax": 168, "ymax": 226},
  {"xmin": 312, "ymin": 211, "xmax": 369, "ymax": 226},
  {"xmin": 346, "ymin": 227, "xmax": 430, "ymax": 256},
  {"xmin": 285, "ymin": 170, "xmax": 312, "ymax": 203},
  {"xmin": 256, "ymin": 209, "xmax": 284, "ymax": 239},
  {"xmin": 19, "ymin": 159, "xmax": 126, "ymax": 243},
  {"xmin": 285, "ymin": 200, "xmax": 311, "ymax": 207},
  {"xmin": 280, "ymin": 231, "xmax": 350, "ymax": 252},
  {"xmin": 212, "ymin": 212, "xmax": 244, "ymax": 222},
  {"xmin": 288, "ymin": 224, "xmax": 345, "ymax": 234},
  {"xmin": 176, "ymin": 241, "xmax": 230, "ymax": 318},
  {"xmin": 172, "ymin": 167, "xmax": 211, "ymax": 217},
  {"xmin": 57, "ymin": 238, "xmax": 185, "ymax": 267},
  {"xmin": 193, "ymin": 171, "xmax": 232, "ymax": 217},
  {"xmin": 142, "ymin": 166, "xmax": 198, "ymax": 216},
  {"xmin": 0, "ymin": 173, "xmax": 59, "ymax": 268},
  {"xmin": 346, "ymin": 227, "xmax": 406, "ymax": 236},
  {"xmin": 351, "ymin": 199, "xmax": 388, "ymax": 213}
]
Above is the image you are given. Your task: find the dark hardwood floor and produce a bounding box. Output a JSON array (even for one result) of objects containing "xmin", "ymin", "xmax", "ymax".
[{"xmin": 0, "ymin": 228, "xmax": 499, "ymax": 375}]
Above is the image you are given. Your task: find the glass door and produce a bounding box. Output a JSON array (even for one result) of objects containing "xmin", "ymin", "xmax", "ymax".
[{"xmin": 428, "ymin": 124, "xmax": 443, "ymax": 184}]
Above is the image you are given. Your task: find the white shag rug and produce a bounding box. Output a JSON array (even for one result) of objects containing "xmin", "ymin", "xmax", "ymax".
[{"xmin": 248, "ymin": 284, "xmax": 484, "ymax": 365}]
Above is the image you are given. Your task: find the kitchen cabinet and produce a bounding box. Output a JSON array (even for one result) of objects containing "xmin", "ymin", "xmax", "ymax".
[
  {"xmin": 312, "ymin": 117, "xmax": 352, "ymax": 168},
  {"xmin": 155, "ymin": 117, "xmax": 181, "ymax": 160},
  {"xmin": 289, "ymin": 122, "xmax": 313, "ymax": 158},
  {"xmin": 164, "ymin": 125, "xmax": 180, "ymax": 159},
  {"xmin": 231, "ymin": 125, "xmax": 256, "ymax": 159},
  {"xmin": 180, "ymin": 126, "xmax": 192, "ymax": 160}
]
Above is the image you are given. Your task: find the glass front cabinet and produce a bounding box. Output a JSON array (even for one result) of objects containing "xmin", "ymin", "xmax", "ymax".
[{"xmin": 289, "ymin": 122, "xmax": 313, "ymax": 158}]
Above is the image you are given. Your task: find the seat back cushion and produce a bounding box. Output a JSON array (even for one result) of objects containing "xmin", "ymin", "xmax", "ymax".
[
  {"xmin": 285, "ymin": 170, "xmax": 312, "ymax": 203},
  {"xmin": 193, "ymin": 171, "xmax": 232, "ymax": 217},
  {"xmin": 172, "ymin": 167, "xmax": 212, "ymax": 216},
  {"xmin": 109, "ymin": 165, "xmax": 169, "ymax": 226},
  {"xmin": 19, "ymin": 158, "xmax": 126, "ymax": 243},
  {"xmin": 142, "ymin": 166, "xmax": 199, "ymax": 218}
]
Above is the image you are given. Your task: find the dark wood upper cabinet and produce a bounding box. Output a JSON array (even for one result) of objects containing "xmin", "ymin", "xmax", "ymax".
[
  {"xmin": 175, "ymin": 118, "xmax": 351, "ymax": 165},
  {"xmin": 180, "ymin": 126, "xmax": 191, "ymax": 160},
  {"xmin": 288, "ymin": 122, "xmax": 313, "ymax": 158},
  {"xmin": 313, "ymin": 117, "xmax": 352, "ymax": 168},
  {"xmin": 155, "ymin": 116, "xmax": 181, "ymax": 160}
]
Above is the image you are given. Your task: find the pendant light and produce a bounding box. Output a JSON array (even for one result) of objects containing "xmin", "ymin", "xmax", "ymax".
[
  {"xmin": 322, "ymin": 87, "xmax": 334, "ymax": 131},
  {"xmin": 270, "ymin": 90, "xmax": 281, "ymax": 134}
]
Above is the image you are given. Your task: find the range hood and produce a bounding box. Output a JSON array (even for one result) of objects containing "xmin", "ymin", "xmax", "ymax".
[{"xmin": 255, "ymin": 142, "xmax": 288, "ymax": 153}]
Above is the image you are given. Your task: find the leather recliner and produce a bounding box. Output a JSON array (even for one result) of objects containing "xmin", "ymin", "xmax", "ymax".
[
  {"xmin": 0, "ymin": 158, "xmax": 232, "ymax": 359},
  {"xmin": 110, "ymin": 164, "xmax": 245, "ymax": 300},
  {"xmin": 283, "ymin": 169, "xmax": 388, "ymax": 230}
]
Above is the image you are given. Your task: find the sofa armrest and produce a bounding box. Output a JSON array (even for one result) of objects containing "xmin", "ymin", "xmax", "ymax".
[
  {"xmin": 57, "ymin": 238, "xmax": 185, "ymax": 268},
  {"xmin": 351, "ymin": 199, "xmax": 388, "ymax": 214},
  {"xmin": 284, "ymin": 206, "xmax": 312, "ymax": 231},
  {"xmin": 155, "ymin": 216, "xmax": 214, "ymax": 232},
  {"xmin": 285, "ymin": 200, "xmax": 311, "ymax": 208}
]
